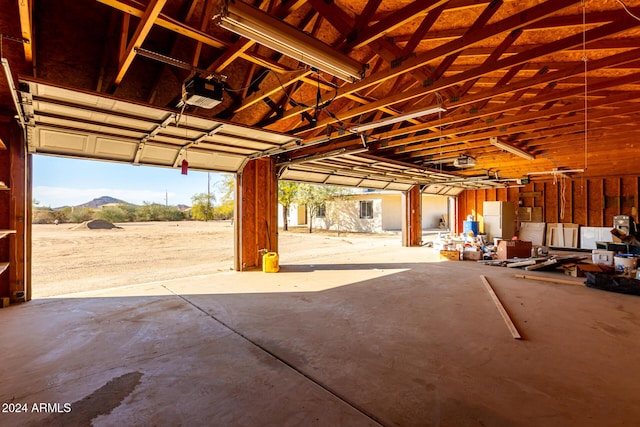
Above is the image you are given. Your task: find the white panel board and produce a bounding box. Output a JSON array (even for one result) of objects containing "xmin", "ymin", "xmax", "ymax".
[
  {"xmin": 94, "ymin": 138, "xmax": 137, "ymax": 160},
  {"xmin": 38, "ymin": 128, "xmax": 88, "ymax": 153},
  {"xmin": 580, "ymin": 227, "xmax": 613, "ymax": 249},
  {"xmin": 139, "ymin": 145, "xmax": 177, "ymax": 165}
]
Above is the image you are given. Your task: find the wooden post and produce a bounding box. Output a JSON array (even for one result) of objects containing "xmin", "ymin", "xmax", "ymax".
[
  {"xmin": 234, "ymin": 157, "xmax": 278, "ymax": 271},
  {"xmin": 402, "ymin": 185, "xmax": 422, "ymax": 247}
]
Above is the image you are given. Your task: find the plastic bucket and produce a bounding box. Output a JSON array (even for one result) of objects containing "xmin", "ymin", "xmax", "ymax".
[
  {"xmin": 614, "ymin": 254, "xmax": 636, "ymax": 274},
  {"xmin": 263, "ymin": 252, "xmax": 280, "ymax": 273}
]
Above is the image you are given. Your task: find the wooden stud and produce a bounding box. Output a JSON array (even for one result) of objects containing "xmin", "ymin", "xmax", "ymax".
[
  {"xmin": 480, "ymin": 275, "xmax": 522, "ymax": 340},
  {"xmin": 514, "ymin": 274, "xmax": 585, "ymax": 286}
]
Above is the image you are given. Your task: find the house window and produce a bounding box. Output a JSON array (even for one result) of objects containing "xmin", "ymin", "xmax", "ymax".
[
  {"xmin": 359, "ymin": 200, "xmax": 373, "ymax": 219},
  {"xmin": 316, "ymin": 203, "xmax": 326, "ymax": 218}
]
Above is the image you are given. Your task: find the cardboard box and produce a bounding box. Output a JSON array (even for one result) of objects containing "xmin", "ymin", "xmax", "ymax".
[
  {"xmin": 463, "ymin": 250, "xmax": 483, "ymax": 261},
  {"xmin": 440, "ymin": 250, "xmax": 460, "ymax": 261},
  {"xmin": 592, "ymin": 250, "xmax": 614, "ymax": 266},
  {"xmin": 497, "ymin": 240, "xmax": 532, "ymax": 260}
]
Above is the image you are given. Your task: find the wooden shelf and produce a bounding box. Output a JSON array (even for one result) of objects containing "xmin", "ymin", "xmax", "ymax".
[
  {"xmin": 0, "ymin": 262, "xmax": 8, "ymax": 276},
  {"xmin": 0, "ymin": 230, "xmax": 16, "ymax": 239}
]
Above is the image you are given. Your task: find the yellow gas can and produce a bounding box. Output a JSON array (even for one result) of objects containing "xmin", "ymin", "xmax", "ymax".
[{"xmin": 263, "ymin": 252, "xmax": 279, "ymax": 273}]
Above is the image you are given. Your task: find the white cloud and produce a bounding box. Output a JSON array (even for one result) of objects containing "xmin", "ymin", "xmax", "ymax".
[{"xmin": 33, "ymin": 186, "xmax": 175, "ymax": 207}]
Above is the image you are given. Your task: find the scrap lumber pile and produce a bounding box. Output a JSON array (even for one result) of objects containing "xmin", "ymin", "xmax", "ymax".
[{"xmin": 480, "ymin": 254, "xmax": 588, "ymax": 272}]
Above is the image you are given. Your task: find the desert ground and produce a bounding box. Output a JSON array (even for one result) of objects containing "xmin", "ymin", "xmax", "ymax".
[{"xmin": 32, "ymin": 221, "xmax": 411, "ymax": 298}]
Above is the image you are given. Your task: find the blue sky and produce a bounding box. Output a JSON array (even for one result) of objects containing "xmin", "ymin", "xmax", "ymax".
[{"xmin": 33, "ymin": 155, "xmax": 228, "ymax": 208}]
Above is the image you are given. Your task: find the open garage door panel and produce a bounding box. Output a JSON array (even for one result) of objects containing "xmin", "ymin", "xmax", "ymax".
[
  {"xmin": 18, "ymin": 78, "xmax": 299, "ymax": 173},
  {"xmin": 279, "ymin": 153, "xmax": 493, "ymax": 195}
]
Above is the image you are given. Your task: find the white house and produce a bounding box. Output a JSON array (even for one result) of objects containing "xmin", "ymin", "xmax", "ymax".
[{"xmin": 279, "ymin": 191, "xmax": 452, "ymax": 233}]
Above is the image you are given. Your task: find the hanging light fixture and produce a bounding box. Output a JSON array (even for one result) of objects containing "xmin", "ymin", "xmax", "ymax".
[
  {"xmin": 349, "ymin": 106, "xmax": 446, "ymax": 133},
  {"xmin": 213, "ymin": 1, "xmax": 367, "ymax": 83},
  {"xmin": 490, "ymin": 137, "xmax": 535, "ymax": 161}
]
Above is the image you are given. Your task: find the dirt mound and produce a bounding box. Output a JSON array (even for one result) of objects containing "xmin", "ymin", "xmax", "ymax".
[{"xmin": 71, "ymin": 219, "xmax": 122, "ymax": 230}]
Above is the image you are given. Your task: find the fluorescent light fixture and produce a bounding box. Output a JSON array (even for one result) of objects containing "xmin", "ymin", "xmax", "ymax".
[
  {"xmin": 349, "ymin": 106, "xmax": 446, "ymax": 133},
  {"xmin": 214, "ymin": 1, "xmax": 366, "ymax": 83},
  {"xmin": 490, "ymin": 137, "xmax": 534, "ymax": 160}
]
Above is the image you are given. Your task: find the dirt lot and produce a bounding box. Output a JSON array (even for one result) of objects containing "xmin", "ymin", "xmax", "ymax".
[{"xmin": 32, "ymin": 221, "xmax": 403, "ymax": 298}]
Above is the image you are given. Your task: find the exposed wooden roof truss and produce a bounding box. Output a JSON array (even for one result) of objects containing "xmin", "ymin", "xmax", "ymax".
[{"xmin": 1, "ymin": 0, "xmax": 640, "ymax": 188}]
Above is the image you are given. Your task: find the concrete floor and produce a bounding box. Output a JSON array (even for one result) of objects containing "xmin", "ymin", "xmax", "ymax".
[{"xmin": 1, "ymin": 246, "xmax": 640, "ymax": 426}]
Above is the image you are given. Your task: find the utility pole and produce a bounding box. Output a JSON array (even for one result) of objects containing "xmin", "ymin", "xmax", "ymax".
[
  {"xmin": 165, "ymin": 190, "xmax": 168, "ymax": 206},
  {"xmin": 207, "ymin": 172, "xmax": 211, "ymax": 221}
]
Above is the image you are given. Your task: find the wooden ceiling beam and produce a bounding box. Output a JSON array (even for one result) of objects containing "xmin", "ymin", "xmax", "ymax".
[
  {"xmin": 392, "ymin": 9, "xmax": 635, "ymax": 45},
  {"xmin": 373, "ymin": 73, "xmax": 640, "ymax": 148},
  {"xmin": 18, "ymin": 0, "xmax": 33, "ymax": 64},
  {"xmin": 396, "ymin": 122, "xmax": 631, "ymax": 166},
  {"xmin": 396, "ymin": 103, "xmax": 640, "ymax": 160},
  {"xmin": 345, "ymin": 0, "xmax": 450, "ymax": 50},
  {"xmin": 109, "ymin": 0, "xmax": 167, "ymax": 90},
  {"xmin": 191, "ymin": 0, "xmax": 217, "ymax": 69},
  {"xmin": 277, "ymin": 0, "xmax": 580, "ymax": 125},
  {"xmin": 400, "ymin": 98, "xmax": 640, "ymax": 156},
  {"xmin": 240, "ymin": 0, "xmax": 431, "ymax": 124},
  {"xmin": 400, "ymin": 4, "xmax": 446, "ymax": 57},
  {"xmin": 147, "ymin": 1, "xmax": 204, "ymax": 104},
  {"xmin": 97, "ymin": 0, "xmax": 226, "ymax": 48},
  {"xmin": 429, "ymin": 0, "xmax": 504, "ymax": 82},
  {"xmin": 318, "ymin": 71, "xmax": 640, "ymax": 158},
  {"xmin": 96, "ymin": 0, "xmax": 290, "ymax": 76},
  {"xmin": 457, "ymin": 38, "xmax": 640, "ymax": 59},
  {"xmin": 456, "ymin": 29, "xmax": 523, "ymax": 99},
  {"xmin": 308, "ymin": 17, "xmax": 639, "ymax": 136}
]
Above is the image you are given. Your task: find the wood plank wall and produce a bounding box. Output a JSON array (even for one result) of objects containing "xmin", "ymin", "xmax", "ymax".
[
  {"xmin": 235, "ymin": 157, "xmax": 278, "ymax": 271},
  {"xmin": 457, "ymin": 177, "xmax": 639, "ymax": 232},
  {"xmin": 402, "ymin": 185, "xmax": 422, "ymax": 246},
  {"xmin": 0, "ymin": 120, "xmax": 28, "ymax": 302},
  {"xmin": 0, "ymin": 122, "xmax": 10, "ymax": 298}
]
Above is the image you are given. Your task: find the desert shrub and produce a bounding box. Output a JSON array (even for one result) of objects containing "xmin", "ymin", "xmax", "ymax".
[
  {"xmin": 190, "ymin": 193, "xmax": 216, "ymax": 221},
  {"xmin": 135, "ymin": 202, "xmax": 185, "ymax": 222},
  {"xmin": 68, "ymin": 207, "xmax": 95, "ymax": 223},
  {"xmin": 213, "ymin": 199, "xmax": 234, "ymax": 220},
  {"xmin": 95, "ymin": 206, "xmax": 128, "ymax": 223},
  {"xmin": 33, "ymin": 208, "xmax": 55, "ymax": 224}
]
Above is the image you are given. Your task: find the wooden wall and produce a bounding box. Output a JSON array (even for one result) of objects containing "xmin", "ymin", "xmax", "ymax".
[
  {"xmin": 235, "ymin": 157, "xmax": 278, "ymax": 271},
  {"xmin": 402, "ymin": 185, "xmax": 422, "ymax": 246},
  {"xmin": 457, "ymin": 176, "xmax": 640, "ymax": 233},
  {"xmin": 0, "ymin": 119, "xmax": 29, "ymax": 302},
  {"xmin": 0, "ymin": 122, "xmax": 10, "ymax": 298}
]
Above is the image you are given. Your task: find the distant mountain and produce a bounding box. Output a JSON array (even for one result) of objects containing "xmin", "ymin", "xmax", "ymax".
[{"xmin": 76, "ymin": 196, "xmax": 131, "ymax": 209}]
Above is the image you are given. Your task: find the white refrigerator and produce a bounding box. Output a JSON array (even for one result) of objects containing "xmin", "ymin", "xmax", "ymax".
[{"xmin": 483, "ymin": 201, "xmax": 515, "ymax": 241}]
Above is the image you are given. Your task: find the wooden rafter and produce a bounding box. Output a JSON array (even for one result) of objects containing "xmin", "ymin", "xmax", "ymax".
[
  {"xmin": 346, "ymin": 0, "xmax": 450, "ymax": 50},
  {"xmin": 17, "ymin": 0, "xmax": 33, "ymax": 63},
  {"xmin": 276, "ymin": 0, "xmax": 581, "ymax": 126},
  {"xmin": 370, "ymin": 70, "xmax": 640, "ymax": 149},
  {"xmin": 400, "ymin": 4, "xmax": 447, "ymax": 58},
  {"xmin": 302, "ymin": 15, "xmax": 639, "ymax": 136},
  {"xmin": 110, "ymin": 0, "xmax": 167, "ymax": 90},
  {"xmin": 397, "ymin": 102, "xmax": 640, "ymax": 160}
]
